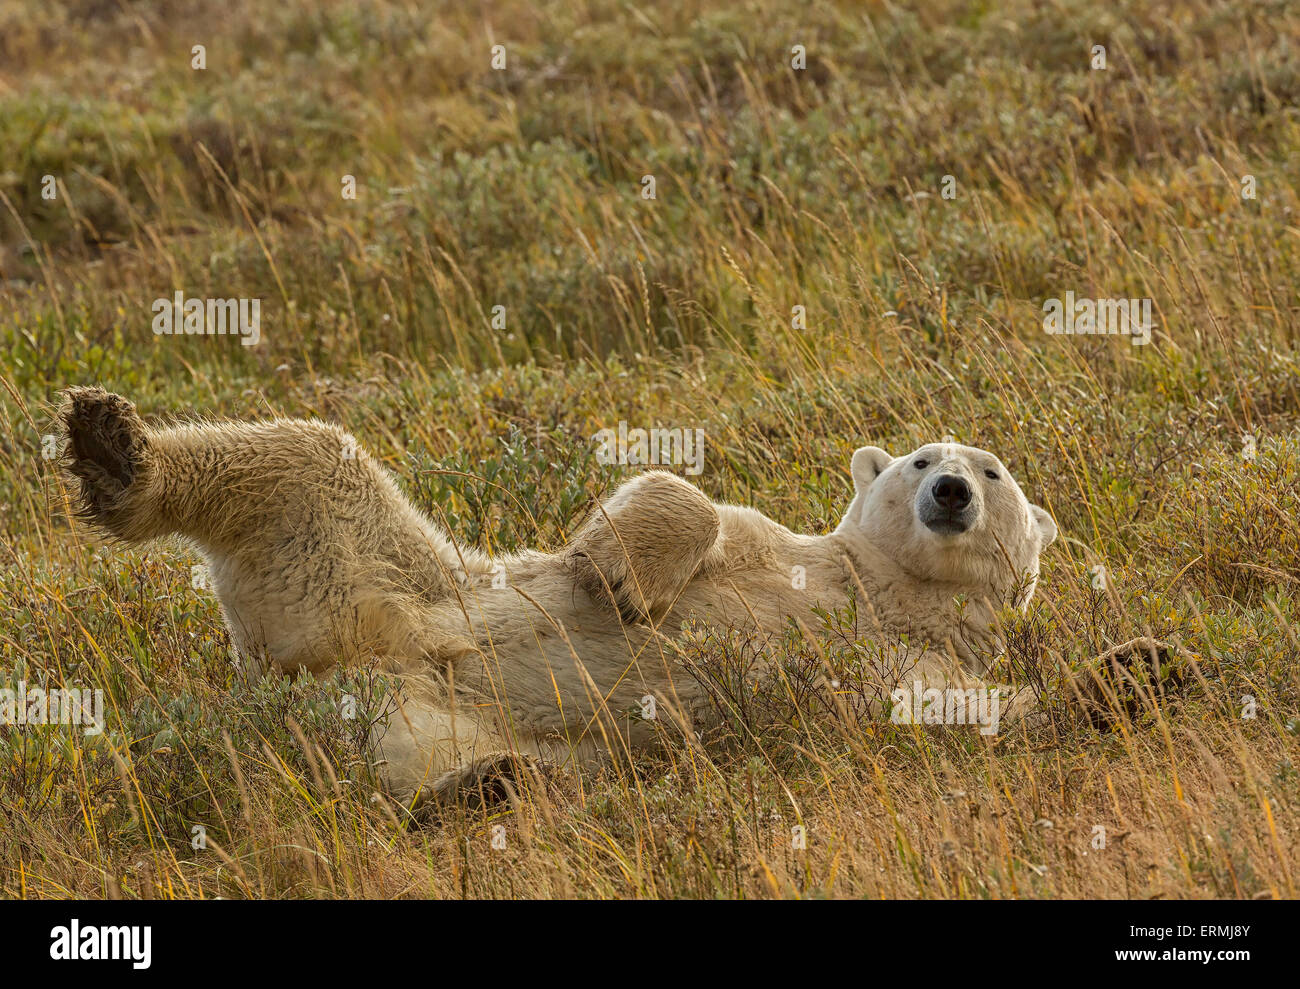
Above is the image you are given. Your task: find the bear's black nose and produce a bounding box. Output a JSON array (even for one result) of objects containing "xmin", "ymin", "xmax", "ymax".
[{"xmin": 931, "ymin": 474, "xmax": 971, "ymax": 511}]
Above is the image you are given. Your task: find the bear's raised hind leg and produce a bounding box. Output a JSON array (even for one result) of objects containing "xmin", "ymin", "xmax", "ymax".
[{"xmin": 59, "ymin": 387, "xmax": 475, "ymax": 674}]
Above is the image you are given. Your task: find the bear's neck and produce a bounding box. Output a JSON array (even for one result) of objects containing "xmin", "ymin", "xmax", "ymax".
[{"xmin": 821, "ymin": 531, "xmax": 1004, "ymax": 667}]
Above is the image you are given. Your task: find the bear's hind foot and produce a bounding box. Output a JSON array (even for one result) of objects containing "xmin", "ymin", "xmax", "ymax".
[{"xmin": 410, "ymin": 751, "xmax": 550, "ymax": 820}]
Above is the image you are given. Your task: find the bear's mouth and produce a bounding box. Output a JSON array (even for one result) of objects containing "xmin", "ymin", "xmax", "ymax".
[{"xmin": 923, "ymin": 517, "xmax": 970, "ymax": 535}]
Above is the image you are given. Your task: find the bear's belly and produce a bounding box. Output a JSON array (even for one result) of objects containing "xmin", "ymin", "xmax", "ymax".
[{"xmin": 428, "ymin": 558, "xmax": 855, "ymax": 739}]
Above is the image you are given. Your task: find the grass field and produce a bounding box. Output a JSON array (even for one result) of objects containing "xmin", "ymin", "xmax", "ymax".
[{"xmin": 1, "ymin": 0, "xmax": 1298, "ymax": 899}]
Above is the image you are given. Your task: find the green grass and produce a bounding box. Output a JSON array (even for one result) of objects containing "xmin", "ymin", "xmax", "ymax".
[{"xmin": 0, "ymin": 0, "xmax": 1297, "ymax": 898}]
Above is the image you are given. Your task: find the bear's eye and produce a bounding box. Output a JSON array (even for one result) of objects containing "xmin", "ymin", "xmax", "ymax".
[
  {"xmin": 984, "ymin": 469, "xmax": 998, "ymax": 480},
  {"xmin": 914, "ymin": 459, "xmax": 929, "ymax": 469}
]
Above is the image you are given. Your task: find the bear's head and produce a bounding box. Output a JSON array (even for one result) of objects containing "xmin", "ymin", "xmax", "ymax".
[{"xmin": 836, "ymin": 442, "xmax": 1057, "ymax": 606}]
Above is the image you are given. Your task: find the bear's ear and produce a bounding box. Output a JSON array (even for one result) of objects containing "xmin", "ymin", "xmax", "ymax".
[
  {"xmin": 850, "ymin": 446, "xmax": 893, "ymax": 495},
  {"xmin": 1030, "ymin": 505, "xmax": 1057, "ymax": 547}
]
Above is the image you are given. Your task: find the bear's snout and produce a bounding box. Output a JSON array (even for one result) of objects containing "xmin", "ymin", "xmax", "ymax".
[
  {"xmin": 917, "ymin": 471, "xmax": 976, "ymax": 535},
  {"xmin": 931, "ymin": 474, "xmax": 971, "ymax": 511}
]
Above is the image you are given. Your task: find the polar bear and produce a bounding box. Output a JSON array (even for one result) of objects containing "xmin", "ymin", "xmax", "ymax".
[{"xmin": 58, "ymin": 387, "xmax": 1158, "ymax": 808}]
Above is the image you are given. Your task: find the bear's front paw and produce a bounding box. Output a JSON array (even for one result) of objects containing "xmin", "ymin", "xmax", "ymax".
[
  {"xmin": 567, "ymin": 549, "xmax": 653, "ymax": 625},
  {"xmin": 1069, "ymin": 636, "xmax": 1185, "ymax": 728}
]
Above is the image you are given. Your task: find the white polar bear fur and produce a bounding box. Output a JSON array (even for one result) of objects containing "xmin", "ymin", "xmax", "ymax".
[{"xmin": 60, "ymin": 388, "xmax": 1058, "ymax": 805}]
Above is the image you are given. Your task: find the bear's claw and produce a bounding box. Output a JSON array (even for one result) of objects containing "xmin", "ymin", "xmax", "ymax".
[
  {"xmin": 1072, "ymin": 636, "xmax": 1185, "ymax": 728},
  {"xmin": 410, "ymin": 751, "xmax": 550, "ymax": 820}
]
